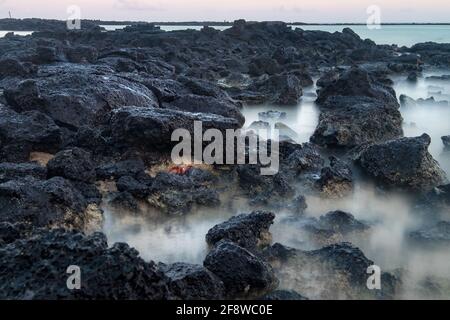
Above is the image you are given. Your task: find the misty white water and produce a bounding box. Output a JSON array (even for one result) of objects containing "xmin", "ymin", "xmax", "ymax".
[
  {"xmin": 104, "ymin": 71, "xmax": 450, "ymax": 298},
  {"xmin": 103, "ymin": 68, "xmax": 450, "ymax": 298}
]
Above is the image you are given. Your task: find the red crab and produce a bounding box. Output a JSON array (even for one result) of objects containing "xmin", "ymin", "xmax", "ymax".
[{"xmin": 168, "ymin": 165, "xmax": 193, "ymax": 175}]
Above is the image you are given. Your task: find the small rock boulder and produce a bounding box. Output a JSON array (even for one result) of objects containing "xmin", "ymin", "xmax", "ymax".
[
  {"xmin": 316, "ymin": 156, "xmax": 353, "ymax": 198},
  {"xmin": 0, "ymin": 105, "xmax": 62, "ymax": 162},
  {"xmin": 116, "ymin": 175, "xmax": 151, "ymax": 199},
  {"xmin": 109, "ymin": 106, "xmax": 241, "ymax": 151},
  {"xmin": 409, "ymin": 221, "xmax": 450, "ymax": 246},
  {"xmin": 249, "ymin": 74, "xmax": 303, "ymax": 106},
  {"xmin": 47, "ymin": 148, "xmax": 96, "ymax": 183},
  {"xmin": 147, "ymin": 171, "xmax": 220, "ymax": 215},
  {"xmin": 442, "ymin": 135, "xmax": 450, "ymax": 148},
  {"xmin": 159, "ymin": 262, "xmax": 225, "ymax": 300},
  {"xmin": 205, "ymin": 211, "xmax": 275, "ymax": 250},
  {"xmin": 318, "ymin": 211, "xmax": 369, "ymax": 235},
  {"xmin": 264, "ymin": 242, "xmax": 397, "ymax": 299},
  {"xmin": 0, "ymin": 229, "xmax": 168, "ymax": 299},
  {"xmin": 0, "ymin": 176, "xmax": 102, "ymax": 233},
  {"xmin": 203, "ymin": 240, "xmax": 278, "ymax": 298},
  {"xmin": 356, "ymin": 134, "xmax": 447, "ymax": 192}
]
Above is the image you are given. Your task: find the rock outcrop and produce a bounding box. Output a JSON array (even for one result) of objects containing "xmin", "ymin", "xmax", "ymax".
[{"xmin": 356, "ymin": 134, "xmax": 447, "ymax": 192}]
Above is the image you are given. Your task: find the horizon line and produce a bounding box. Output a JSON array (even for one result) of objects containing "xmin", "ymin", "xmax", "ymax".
[{"xmin": 3, "ymin": 18, "xmax": 450, "ymax": 25}]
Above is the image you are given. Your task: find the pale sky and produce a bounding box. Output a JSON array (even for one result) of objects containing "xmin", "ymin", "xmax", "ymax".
[{"xmin": 0, "ymin": 0, "xmax": 449, "ymax": 23}]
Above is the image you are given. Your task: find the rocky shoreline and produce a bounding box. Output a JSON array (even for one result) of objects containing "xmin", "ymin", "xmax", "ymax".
[{"xmin": 1, "ymin": 20, "xmax": 450, "ymax": 300}]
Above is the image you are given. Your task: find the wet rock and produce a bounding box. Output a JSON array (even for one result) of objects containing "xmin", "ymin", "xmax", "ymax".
[
  {"xmin": 0, "ymin": 176, "xmax": 102, "ymax": 233},
  {"xmin": 64, "ymin": 45, "xmax": 98, "ymax": 63},
  {"xmin": 0, "ymin": 58, "xmax": 36, "ymax": 78},
  {"xmin": 185, "ymin": 167, "xmax": 217, "ymax": 184},
  {"xmin": 248, "ymin": 74, "xmax": 303, "ymax": 105},
  {"xmin": 73, "ymin": 126, "xmax": 107, "ymax": 152},
  {"xmin": 285, "ymin": 195, "xmax": 308, "ymax": 215},
  {"xmin": 116, "ymin": 175, "xmax": 151, "ymax": 198},
  {"xmin": 96, "ymin": 159, "xmax": 147, "ymax": 180},
  {"xmin": 318, "ymin": 211, "xmax": 369, "ymax": 235},
  {"xmin": 408, "ymin": 43, "xmax": 450, "ymax": 67},
  {"xmin": 122, "ymin": 23, "xmax": 162, "ymax": 33},
  {"xmin": 0, "ymin": 222, "xmax": 34, "ymax": 245},
  {"xmin": 163, "ymin": 94, "xmax": 245, "ymax": 125},
  {"xmin": 279, "ymin": 141, "xmax": 325, "ymax": 174},
  {"xmin": 4, "ymin": 64, "xmax": 160, "ymax": 129},
  {"xmin": 409, "ymin": 221, "xmax": 450, "ymax": 246},
  {"xmin": 205, "ymin": 211, "xmax": 275, "ymax": 250},
  {"xmin": 262, "ymin": 242, "xmax": 298, "ymax": 262},
  {"xmin": 417, "ymin": 97, "xmax": 449, "ymax": 107},
  {"xmin": 248, "ymin": 121, "xmax": 270, "ymax": 131},
  {"xmin": 316, "ymin": 69, "xmax": 341, "ymax": 88},
  {"xmin": 47, "ymin": 147, "xmax": 96, "ymax": 183},
  {"xmin": 272, "ymin": 46, "xmax": 300, "ymax": 65},
  {"xmin": 316, "ymin": 156, "xmax": 353, "ymax": 198},
  {"xmin": 109, "ymin": 191, "xmax": 139, "ymax": 212},
  {"xmin": 33, "ymin": 46, "xmax": 60, "ymax": 64},
  {"xmin": 264, "ymin": 242, "xmax": 397, "ymax": 299},
  {"xmin": 218, "ymin": 72, "xmax": 251, "ymax": 89},
  {"xmin": 290, "ymin": 71, "xmax": 314, "ymax": 87},
  {"xmin": 109, "ymin": 106, "xmax": 241, "ymax": 151},
  {"xmin": 280, "ymin": 211, "xmax": 369, "ymax": 247},
  {"xmin": 388, "ymin": 62, "xmax": 422, "ymax": 73},
  {"xmin": 0, "ymin": 105, "xmax": 62, "ymax": 162},
  {"xmin": 399, "ymin": 94, "xmax": 417, "ymax": 107},
  {"xmin": 203, "ymin": 240, "xmax": 278, "ymax": 298},
  {"xmin": 236, "ymin": 164, "xmax": 295, "ymax": 206},
  {"xmin": 177, "ymin": 76, "xmax": 233, "ymax": 100},
  {"xmin": 2, "ymin": 80, "xmax": 42, "ymax": 111},
  {"xmin": 442, "ymin": 135, "xmax": 450, "ymax": 148},
  {"xmin": 312, "ymin": 68, "xmax": 403, "ymax": 148},
  {"xmin": 0, "ymin": 229, "xmax": 168, "ymax": 299},
  {"xmin": 415, "ymin": 184, "xmax": 450, "ymax": 214},
  {"xmin": 312, "ymin": 96, "xmax": 403, "ymax": 148},
  {"xmin": 248, "ymin": 56, "xmax": 280, "ymax": 76},
  {"xmin": 356, "ymin": 134, "xmax": 447, "ymax": 192},
  {"xmin": 0, "ymin": 162, "xmax": 47, "ymax": 183},
  {"xmin": 316, "ymin": 68, "xmax": 399, "ymax": 108},
  {"xmin": 407, "ymin": 72, "xmax": 419, "ymax": 83},
  {"xmin": 400, "ymin": 95, "xmax": 448, "ymax": 108},
  {"xmin": 72, "ymin": 181, "xmax": 102, "ymax": 205},
  {"xmin": 260, "ymin": 290, "xmax": 308, "ymax": 300},
  {"xmin": 159, "ymin": 262, "xmax": 225, "ymax": 300},
  {"xmin": 426, "ymin": 75, "xmax": 450, "ymax": 82},
  {"xmin": 143, "ymin": 78, "xmax": 189, "ymax": 103},
  {"xmin": 258, "ymin": 110, "xmax": 287, "ymax": 122},
  {"xmin": 147, "ymin": 171, "xmax": 220, "ymax": 215}
]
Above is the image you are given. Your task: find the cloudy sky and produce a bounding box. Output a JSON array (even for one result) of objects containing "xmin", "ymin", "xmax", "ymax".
[{"xmin": 0, "ymin": 0, "xmax": 449, "ymax": 23}]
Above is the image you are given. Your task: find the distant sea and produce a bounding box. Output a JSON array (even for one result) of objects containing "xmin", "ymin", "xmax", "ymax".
[
  {"xmin": 0, "ymin": 30, "xmax": 33, "ymax": 38},
  {"xmin": 3, "ymin": 24, "xmax": 450, "ymax": 47}
]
